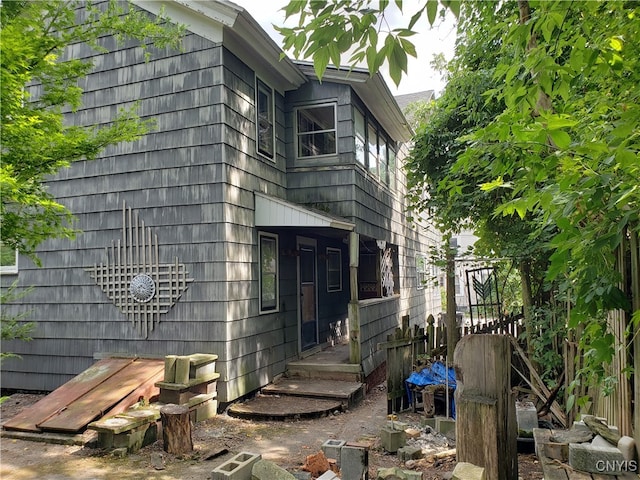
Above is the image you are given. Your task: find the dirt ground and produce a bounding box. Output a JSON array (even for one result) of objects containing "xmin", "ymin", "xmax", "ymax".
[{"xmin": 1, "ymin": 386, "xmax": 543, "ymax": 480}]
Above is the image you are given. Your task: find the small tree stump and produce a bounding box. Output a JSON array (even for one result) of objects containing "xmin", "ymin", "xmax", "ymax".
[{"xmin": 160, "ymin": 404, "xmax": 192, "ymax": 454}]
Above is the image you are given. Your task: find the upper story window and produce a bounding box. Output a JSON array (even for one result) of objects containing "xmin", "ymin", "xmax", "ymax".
[
  {"xmin": 367, "ymin": 122, "xmax": 378, "ymax": 176},
  {"xmin": 0, "ymin": 242, "xmax": 18, "ymax": 274},
  {"xmin": 354, "ymin": 108, "xmax": 366, "ymax": 166},
  {"xmin": 296, "ymin": 104, "xmax": 336, "ymax": 158},
  {"xmin": 256, "ymin": 79, "xmax": 274, "ymax": 160}
]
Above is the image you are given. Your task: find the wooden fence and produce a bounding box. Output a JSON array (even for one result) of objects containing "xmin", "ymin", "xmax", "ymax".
[{"xmin": 380, "ymin": 312, "xmax": 523, "ymax": 414}]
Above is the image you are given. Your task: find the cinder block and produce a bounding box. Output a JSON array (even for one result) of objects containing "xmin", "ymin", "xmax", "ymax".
[
  {"xmin": 341, "ymin": 444, "xmax": 368, "ymax": 480},
  {"xmin": 387, "ymin": 421, "xmax": 408, "ymax": 431},
  {"xmin": 175, "ymin": 356, "xmax": 191, "ymax": 384},
  {"xmin": 397, "ymin": 446, "xmax": 423, "ymax": 461},
  {"xmin": 435, "ymin": 416, "xmax": 455, "ymax": 437},
  {"xmin": 211, "ymin": 452, "xmax": 261, "ymax": 480},
  {"xmin": 321, "ymin": 439, "xmax": 346, "ymax": 466},
  {"xmin": 159, "ymin": 388, "xmax": 195, "ymax": 405},
  {"xmin": 569, "ymin": 442, "xmax": 626, "ymax": 474},
  {"xmin": 192, "ymin": 399, "xmax": 218, "ymax": 423},
  {"xmin": 452, "ymin": 462, "xmax": 485, "ymax": 480},
  {"xmin": 618, "ymin": 436, "xmax": 637, "ymax": 461},
  {"xmin": 516, "ymin": 401, "xmax": 537, "ymax": 433},
  {"xmin": 380, "ymin": 426, "xmax": 406, "ymax": 453},
  {"xmin": 421, "ymin": 417, "xmax": 436, "ymax": 430}
]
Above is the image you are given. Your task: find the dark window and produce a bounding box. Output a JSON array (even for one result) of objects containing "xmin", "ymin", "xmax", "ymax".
[
  {"xmin": 259, "ymin": 232, "xmax": 278, "ymax": 312},
  {"xmin": 257, "ymin": 79, "xmax": 274, "ymax": 159},
  {"xmin": 297, "ymin": 104, "xmax": 336, "ymax": 157},
  {"xmin": 326, "ymin": 248, "xmax": 342, "ymax": 292}
]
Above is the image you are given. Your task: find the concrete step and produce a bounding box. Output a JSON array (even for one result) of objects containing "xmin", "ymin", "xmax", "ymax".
[
  {"xmin": 262, "ymin": 378, "xmax": 365, "ymax": 409},
  {"xmin": 227, "ymin": 378, "xmax": 366, "ymax": 421},
  {"xmin": 285, "ymin": 362, "xmax": 363, "ymax": 382}
]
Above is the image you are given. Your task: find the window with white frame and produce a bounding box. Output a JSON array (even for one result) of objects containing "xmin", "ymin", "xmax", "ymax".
[
  {"xmin": 367, "ymin": 122, "xmax": 378, "ymax": 176},
  {"xmin": 256, "ymin": 79, "xmax": 274, "ymax": 159},
  {"xmin": 354, "ymin": 108, "xmax": 366, "ymax": 166},
  {"xmin": 326, "ymin": 247, "xmax": 342, "ymax": 292},
  {"xmin": 416, "ymin": 254, "xmax": 428, "ymax": 290},
  {"xmin": 259, "ymin": 232, "xmax": 278, "ymax": 313},
  {"xmin": 0, "ymin": 242, "xmax": 18, "ymax": 274},
  {"xmin": 296, "ymin": 104, "xmax": 336, "ymax": 158}
]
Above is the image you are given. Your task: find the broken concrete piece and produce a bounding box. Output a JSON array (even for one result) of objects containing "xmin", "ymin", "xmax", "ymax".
[
  {"xmin": 452, "ymin": 462, "xmax": 485, "ymax": 480},
  {"xmin": 583, "ymin": 415, "xmax": 621, "ymax": 446},
  {"xmin": 618, "ymin": 436, "xmax": 637, "ymax": 462},
  {"xmin": 251, "ymin": 459, "xmax": 296, "ymax": 480},
  {"xmin": 569, "ymin": 442, "xmax": 626, "ymax": 474}
]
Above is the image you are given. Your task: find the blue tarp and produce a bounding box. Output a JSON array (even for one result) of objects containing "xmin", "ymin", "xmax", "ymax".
[{"xmin": 405, "ymin": 361, "xmax": 457, "ymax": 419}]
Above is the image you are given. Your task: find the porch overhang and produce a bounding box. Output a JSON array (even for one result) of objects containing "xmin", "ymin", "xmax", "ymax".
[{"xmin": 254, "ymin": 193, "xmax": 355, "ymax": 231}]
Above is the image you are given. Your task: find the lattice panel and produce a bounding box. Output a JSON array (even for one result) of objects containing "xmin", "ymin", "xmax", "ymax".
[
  {"xmin": 380, "ymin": 247, "xmax": 395, "ymax": 297},
  {"xmin": 86, "ymin": 202, "xmax": 193, "ymax": 338}
]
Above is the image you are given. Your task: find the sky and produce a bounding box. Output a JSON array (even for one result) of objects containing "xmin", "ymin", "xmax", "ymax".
[{"xmin": 232, "ymin": 1, "xmax": 458, "ymax": 96}]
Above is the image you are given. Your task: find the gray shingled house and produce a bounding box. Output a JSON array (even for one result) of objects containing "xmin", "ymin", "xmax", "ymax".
[{"xmin": 1, "ymin": 0, "xmax": 441, "ymax": 405}]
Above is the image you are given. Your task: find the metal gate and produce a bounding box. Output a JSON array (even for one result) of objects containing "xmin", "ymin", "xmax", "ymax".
[{"xmin": 465, "ymin": 267, "xmax": 501, "ymax": 326}]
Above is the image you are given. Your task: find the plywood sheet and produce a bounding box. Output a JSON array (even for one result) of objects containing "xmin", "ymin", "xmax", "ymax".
[
  {"xmin": 38, "ymin": 359, "xmax": 164, "ymax": 433},
  {"xmin": 2, "ymin": 358, "xmax": 134, "ymax": 432}
]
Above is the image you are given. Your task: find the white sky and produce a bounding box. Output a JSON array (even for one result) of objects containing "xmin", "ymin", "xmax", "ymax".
[{"xmin": 232, "ymin": 1, "xmax": 457, "ymax": 96}]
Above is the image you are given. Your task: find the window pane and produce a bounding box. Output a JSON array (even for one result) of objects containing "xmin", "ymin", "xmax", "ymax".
[
  {"xmin": 257, "ymin": 80, "xmax": 274, "ymax": 158},
  {"xmin": 388, "ymin": 147, "xmax": 396, "ymax": 188},
  {"xmin": 368, "ymin": 123, "xmax": 378, "ymax": 175},
  {"xmin": 298, "ymin": 132, "xmax": 336, "ymax": 157},
  {"xmin": 327, "ymin": 248, "xmax": 342, "ymax": 291},
  {"xmin": 260, "ymin": 235, "xmax": 278, "ymax": 311},
  {"xmin": 354, "ymin": 109, "xmax": 366, "ymax": 165},
  {"xmin": 0, "ymin": 242, "xmax": 17, "ymax": 273},
  {"xmin": 297, "ymin": 105, "xmax": 337, "ymax": 157},
  {"xmin": 379, "ymin": 136, "xmax": 388, "ymax": 184}
]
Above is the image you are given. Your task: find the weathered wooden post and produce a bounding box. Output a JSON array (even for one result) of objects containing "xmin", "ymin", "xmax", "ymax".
[
  {"xmin": 454, "ymin": 334, "xmax": 518, "ymax": 480},
  {"xmin": 160, "ymin": 404, "xmax": 193, "ymax": 455}
]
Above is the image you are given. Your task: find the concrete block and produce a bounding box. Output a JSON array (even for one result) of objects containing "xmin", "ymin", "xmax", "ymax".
[
  {"xmin": 421, "ymin": 417, "xmax": 436, "ymax": 430},
  {"xmin": 592, "ymin": 434, "xmax": 617, "ymax": 448},
  {"xmin": 341, "ymin": 444, "xmax": 368, "ymax": 480},
  {"xmin": 618, "ymin": 436, "xmax": 637, "ymax": 461},
  {"xmin": 251, "ymin": 459, "xmax": 296, "ymax": 480},
  {"xmin": 435, "ymin": 417, "xmax": 456, "ymax": 437},
  {"xmin": 380, "ymin": 426, "xmax": 406, "ymax": 453},
  {"xmin": 515, "ymin": 401, "xmax": 537, "ymax": 433},
  {"xmin": 211, "ymin": 452, "xmax": 261, "ymax": 480},
  {"xmin": 569, "ymin": 442, "xmax": 626, "ymax": 475},
  {"xmin": 452, "ymin": 462, "xmax": 485, "ymax": 480},
  {"xmin": 293, "ymin": 473, "xmax": 312, "ymax": 480},
  {"xmin": 402, "ymin": 471, "xmax": 423, "ymax": 480},
  {"xmin": 397, "ymin": 446, "xmax": 423, "ymax": 461},
  {"xmin": 159, "ymin": 388, "xmax": 195, "ymax": 405},
  {"xmin": 175, "ymin": 356, "xmax": 191, "ymax": 384},
  {"xmin": 321, "ymin": 439, "xmax": 346, "ymax": 466},
  {"xmin": 387, "ymin": 421, "xmax": 409, "ymax": 431},
  {"xmin": 316, "ymin": 472, "xmax": 339, "ymax": 480},
  {"xmin": 191, "ymin": 399, "xmax": 218, "ymax": 423}
]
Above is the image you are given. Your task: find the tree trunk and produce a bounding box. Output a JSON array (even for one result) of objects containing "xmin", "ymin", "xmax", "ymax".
[
  {"xmin": 160, "ymin": 404, "xmax": 192, "ymax": 455},
  {"xmin": 519, "ymin": 259, "xmax": 541, "ymax": 380}
]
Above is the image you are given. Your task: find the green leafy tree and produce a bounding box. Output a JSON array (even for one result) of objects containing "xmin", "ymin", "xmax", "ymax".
[
  {"xmin": 1, "ymin": 0, "xmax": 184, "ymax": 264},
  {"xmin": 0, "ymin": 0, "xmax": 184, "ymax": 358}
]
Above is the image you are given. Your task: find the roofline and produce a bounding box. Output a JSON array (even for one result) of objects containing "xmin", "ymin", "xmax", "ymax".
[{"xmin": 132, "ymin": 0, "xmax": 307, "ymax": 93}]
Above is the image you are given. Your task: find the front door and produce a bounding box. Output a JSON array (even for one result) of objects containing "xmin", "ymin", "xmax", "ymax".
[{"xmin": 298, "ymin": 237, "xmax": 318, "ymax": 351}]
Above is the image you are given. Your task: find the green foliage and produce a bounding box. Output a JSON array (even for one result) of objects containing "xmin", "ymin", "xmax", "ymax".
[
  {"xmin": 0, "ymin": 0, "xmax": 184, "ymax": 264},
  {"xmin": 277, "ymin": 0, "xmax": 456, "ymax": 85},
  {"xmin": 1, "ymin": 282, "xmax": 34, "ymax": 362}
]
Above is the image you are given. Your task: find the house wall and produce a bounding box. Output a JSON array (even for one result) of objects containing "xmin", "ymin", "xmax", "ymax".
[{"xmin": 284, "ymin": 82, "xmax": 442, "ymax": 376}]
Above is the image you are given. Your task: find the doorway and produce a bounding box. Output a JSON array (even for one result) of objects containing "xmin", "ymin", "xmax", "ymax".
[{"xmin": 297, "ymin": 237, "xmax": 318, "ymax": 351}]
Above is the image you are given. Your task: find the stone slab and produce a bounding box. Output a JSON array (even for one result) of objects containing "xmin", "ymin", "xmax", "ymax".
[
  {"xmin": 452, "ymin": 462, "xmax": 485, "ymax": 480},
  {"xmin": 569, "ymin": 442, "xmax": 626, "ymax": 474}
]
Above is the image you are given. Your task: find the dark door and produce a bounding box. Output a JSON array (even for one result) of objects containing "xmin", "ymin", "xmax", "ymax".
[{"xmin": 299, "ymin": 242, "xmax": 318, "ymax": 350}]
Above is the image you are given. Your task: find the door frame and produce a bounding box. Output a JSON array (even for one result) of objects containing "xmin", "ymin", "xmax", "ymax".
[{"xmin": 296, "ymin": 236, "xmax": 319, "ymax": 354}]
